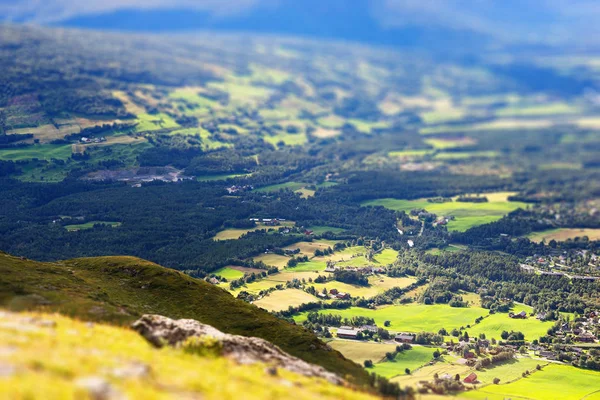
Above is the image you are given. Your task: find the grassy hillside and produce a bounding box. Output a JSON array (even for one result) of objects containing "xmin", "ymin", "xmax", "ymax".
[
  {"xmin": 0, "ymin": 251, "xmax": 369, "ymax": 385},
  {"xmin": 0, "ymin": 310, "xmax": 376, "ymax": 400}
]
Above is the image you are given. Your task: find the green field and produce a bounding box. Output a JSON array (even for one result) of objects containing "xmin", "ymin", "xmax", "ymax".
[
  {"xmin": 472, "ymin": 356, "xmax": 542, "ymax": 385},
  {"xmin": 362, "ymin": 192, "xmax": 527, "ymax": 232},
  {"xmin": 213, "ymin": 267, "xmax": 246, "ymax": 280},
  {"xmin": 373, "ymin": 249, "xmax": 399, "ymax": 265},
  {"xmin": 372, "ymin": 345, "xmax": 437, "ymax": 378},
  {"xmin": 328, "ymin": 341, "xmax": 398, "ymax": 365},
  {"xmin": 64, "ymin": 221, "xmax": 121, "ymax": 231},
  {"xmin": 426, "ymin": 245, "xmax": 465, "ymax": 255},
  {"xmin": 295, "ymin": 304, "xmax": 488, "ymax": 333},
  {"xmin": 306, "ymin": 226, "xmax": 346, "ymax": 235},
  {"xmin": 466, "ymin": 308, "xmax": 554, "ymax": 341},
  {"xmin": 464, "ymin": 363, "xmax": 600, "ymax": 400},
  {"xmin": 0, "ymin": 144, "xmax": 73, "ymax": 161},
  {"xmin": 135, "ymin": 113, "xmax": 179, "ymax": 132},
  {"xmin": 291, "ymin": 260, "xmax": 328, "ymax": 272}
]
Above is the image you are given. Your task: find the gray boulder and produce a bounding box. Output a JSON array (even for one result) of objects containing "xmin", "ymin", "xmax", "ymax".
[{"xmin": 132, "ymin": 314, "xmax": 343, "ymax": 385}]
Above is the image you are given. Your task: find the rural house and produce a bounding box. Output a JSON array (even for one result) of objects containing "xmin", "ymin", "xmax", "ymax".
[
  {"xmin": 463, "ymin": 373, "xmax": 478, "ymax": 384},
  {"xmin": 394, "ymin": 333, "xmax": 414, "ymax": 343}
]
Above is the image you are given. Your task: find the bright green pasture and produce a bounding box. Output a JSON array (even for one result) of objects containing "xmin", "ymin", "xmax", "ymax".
[
  {"xmin": 0, "ymin": 144, "xmax": 73, "ymax": 161},
  {"xmin": 291, "ymin": 260, "xmax": 328, "ymax": 272},
  {"xmin": 135, "ymin": 113, "xmax": 179, "ymax": 132},
  {"xmin": 213, "ymin": 267, "xmax": 245, "ymax": 280},
  {"xmin": 472, "ymin": 356, "xmax": 542, "ymax": 385},
  {"xmin": 362, "ymin": 193, "xmax": 527, "ymax": 232},
  {"xmin": 294, "ymin": 304, "xmax": 488, "ymax": 333},
  {"xmin": 305, "ymin": 226, "xmax": 346, "ymax": 235},
  {"xmin": 64, "ymin": 221, "xmax": 121, "ymax": 231},
  {"xmin": 372, "ymin": 345, "xmax": 436, "ymax": 378},
  {"xmin": 464, "ymin": 364, "xmax": 600, "ymax": 400},
  {"xmin": 466, "ymin": 309, "xmax": 554, "ymax": 341},
  {"xmin": 373, "ymin": 249, "xmax": 398, "ymax": 264},
  {"xmin": 328, "ymin": 340, "xmax": 398, "ymax": 364}
]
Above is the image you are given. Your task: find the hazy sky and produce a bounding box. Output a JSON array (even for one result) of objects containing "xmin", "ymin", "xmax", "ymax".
[{"xmin": 2, "ymin": 0, "xmax": 599, "ymax": 44}]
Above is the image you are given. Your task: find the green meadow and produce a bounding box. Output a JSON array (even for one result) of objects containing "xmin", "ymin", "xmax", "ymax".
[
  {"xmin": 466, "ymin": 308, "xmax": 554, "ymax": 341},
  {"xmin": 464, "ymin": 364, "xmax": 600, "ymax": 400},
  {"xmin": 373, "ymin": 249, "xmax": 399, "ymax": 264},
  {"xmin": 213, "ymin": 266, "xmax": 246, "ymax": 280},
  {"xmin": 371, "ymin": 345, "xmax": 437, "ymax": 378},
  {"xmin": 135, "ymin": 113, "xmax": 179, "ymax": 132},
  {"xmin": 294, "ymin": 304, "xmax": 488, "ymax": 333},
  {"xmin": 0, "ymin": 144, "xmax": 73, "ymax": 161},
  {"xmin": 362, "ymin": 192, "xmax": 527, "ymax": 232}
]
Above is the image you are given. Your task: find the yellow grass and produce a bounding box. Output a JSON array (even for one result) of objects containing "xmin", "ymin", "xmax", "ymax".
[
  {"xmin": 113, "ymin": 90, "xmax": 146, "ymax": 114},
  {"xmin": 528, "ymin": 228, "xmax": 600, "ymax": 243},
  {"xmin": 213, "ymin": 222, "xmax": 294, "ymax": 241},
  {"xmin": 329, "ymin": 341, "xmax": 398, "ymax": 364},
  {"xmin": 253, "ymin": 253, "xmax": 290, "ymax": 268},
  {"xmin": 0, "ymin": 310, "xmax": 375, "ymax": 400},
  {"xmin": 254, "ymin": 289, "xmax": 320, "ymax": 312},
  {"xmin": 283, "ymin": 240, "xmax": 339, "ymax": 257}
]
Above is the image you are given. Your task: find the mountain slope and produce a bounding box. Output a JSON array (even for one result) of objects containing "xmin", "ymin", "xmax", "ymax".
[
  {"xmin": 0, "ymin": 251, "xmax": 369, "ymax": 384},
  {"xmin": 0, "ymin": 310, "xmax": 376, "ymax": 400}
]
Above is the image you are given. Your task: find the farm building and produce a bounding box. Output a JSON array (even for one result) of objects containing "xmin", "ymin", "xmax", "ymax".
[
  {"xmin": 509, "ymin": 311, "xmax": 527, "ymax": 319},
  {"xmin": 463, "ymin": 373, "xmax": 478, "ymax": 384},
  {"xmin": 335, "ymin": 292, "xmax": 350, "ymax": 300},
  {"xmin": 577, "ymin": 332, "xmax": 596, "ymax": 343},
  {"xmin": 360, "ymin": 325, "xmax": 378, "ymax": 333},
  {"xmin": 337, "ymin": 328, "xmax": 359, "ymax": 340},
  {"xmin": 394, "ymin": 333, "xmax": 415, "ymax": 343},
  {"xmin": 329, "ymin": 289, "xmax": 339, "ymax": 295}
]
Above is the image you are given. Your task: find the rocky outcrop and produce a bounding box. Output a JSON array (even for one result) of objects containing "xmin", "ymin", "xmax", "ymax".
[{"xmin": 132, "ymin": 314, "xmax": 344, "ymax": 385}]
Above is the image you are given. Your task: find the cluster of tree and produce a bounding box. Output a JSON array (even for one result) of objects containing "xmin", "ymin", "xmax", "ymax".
[{"xmin": 333, "ymin": 269, "xmax": 369, "ymax": 286}]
